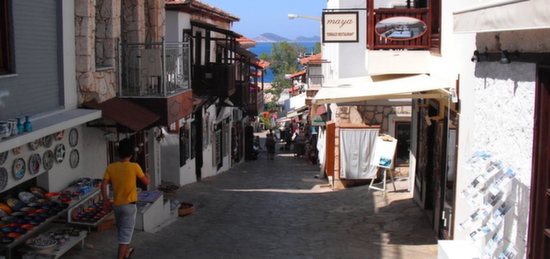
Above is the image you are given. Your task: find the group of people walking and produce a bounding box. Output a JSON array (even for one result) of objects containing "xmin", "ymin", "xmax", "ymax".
[{"xmin": 262, "ymin": 120, "xmax": 318, "ymax": 164}]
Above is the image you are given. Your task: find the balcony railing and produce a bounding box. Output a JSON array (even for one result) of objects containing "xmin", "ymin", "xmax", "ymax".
[
  {"xmin": 119, "ymin": 40, "xmax": 191, "ymax": 97},
  {"xmin": 192, "ymin": 63, "xmax": 236, "ymax": 97},
  {"xmin": 368, "ymin": 8, "xmax": 431, "ymax": 50}
]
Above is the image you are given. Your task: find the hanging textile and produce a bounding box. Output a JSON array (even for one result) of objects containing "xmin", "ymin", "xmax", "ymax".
[
  {"xmin": 316, "ymin": 128, "xmax": 326, "ymax": 168},
  {"xmin": 340, "ymin": 128, "xmax": 379, "ymax": 179}
]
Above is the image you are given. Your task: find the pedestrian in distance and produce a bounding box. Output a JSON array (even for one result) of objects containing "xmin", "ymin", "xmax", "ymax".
[
  {"xmin": 102, "ymin": 138, "xmax": 150, "ymax": 259},
  {"xmin": 265, "ymin": 133, "xmax": 276, "ymax": 160}
]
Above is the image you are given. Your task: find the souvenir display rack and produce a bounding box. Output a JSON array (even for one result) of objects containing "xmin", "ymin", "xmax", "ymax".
[
  {"xmin": 67, "ymin": 188, "xmax": 113, "ymax": 228},
  {"xmin": 18, "ymin": 224, "xmax": 87, "ymax": 259},
  {"xmin": 0, "ymin": 178, "xmax": 106, "ymax": 258},
  {"xmin": 0, "ymin": 204, "xmax": 69, "ymax": 259}
]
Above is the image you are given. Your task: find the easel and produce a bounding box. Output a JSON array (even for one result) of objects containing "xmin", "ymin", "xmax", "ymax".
[
  {"xmin": 368, "ymin": 167, "xmax": 396, "ymax": 195},
  {"xmin": 368, "ymin": 135, "xmax": 398, "ymax": 195}
]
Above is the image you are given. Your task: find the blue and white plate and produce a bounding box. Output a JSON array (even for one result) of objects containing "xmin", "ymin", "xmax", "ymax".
[{"xmin": 12, "ymin": 158, "xmax": 25, "ymax": 181}]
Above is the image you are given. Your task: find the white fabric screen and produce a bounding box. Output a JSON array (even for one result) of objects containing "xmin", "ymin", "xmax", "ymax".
[
  {"xmin": 340, "ymin": 128, "xmax": 379, "ymax": 179},
  {"xmin": 317, "ymin": 128, "xmax": 326, "ymax": 168}
]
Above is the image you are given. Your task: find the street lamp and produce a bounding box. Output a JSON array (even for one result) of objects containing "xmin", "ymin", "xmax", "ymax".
[{"xmin": 287, "ymin": 13, "xmax": 321, "ymax": 22}]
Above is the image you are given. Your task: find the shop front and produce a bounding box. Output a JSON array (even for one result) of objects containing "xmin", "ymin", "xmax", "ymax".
[
  {"xmin": 0, "ymin": 108, "xmax": 105, "ymax": 258},
  {"xmin": 312, "ymin": 73, "xmax": 456, "ymax": 238}
]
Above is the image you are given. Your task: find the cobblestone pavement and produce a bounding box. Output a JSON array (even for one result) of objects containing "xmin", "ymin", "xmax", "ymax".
[{"xmin": 64, "ymin": 136, "xmax": 437, "ymax": 259}]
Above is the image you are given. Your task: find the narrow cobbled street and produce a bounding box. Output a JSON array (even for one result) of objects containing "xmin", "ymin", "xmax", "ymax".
[{"xmin": 64, "ymin": 133, "xmax": 437, "ymax": 259}]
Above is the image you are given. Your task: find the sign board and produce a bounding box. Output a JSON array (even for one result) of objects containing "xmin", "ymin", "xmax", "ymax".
[
  {"xmin": 322, "ymin": 12, "xmax": 359, "ymax": 43},
  {"xmin": 374, "ymin": 135, "xmax": 398, "ymax": 169},
  {"xmin": 375, "ymin": 17, "xmax": 427, "ymax": 41}
]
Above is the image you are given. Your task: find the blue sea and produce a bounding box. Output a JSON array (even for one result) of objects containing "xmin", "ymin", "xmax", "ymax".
[{"xmin": 249, "ymin": 42, "xmax": 317, "ymax": 83}]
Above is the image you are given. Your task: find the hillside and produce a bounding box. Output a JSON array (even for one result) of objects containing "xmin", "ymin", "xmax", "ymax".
[
  {"xmin": 294, "ymin": 35, "xmax": 321, "ymax": 42},
  {"xmin": 253, "ymin": 33, "xmax": 290, "ymax": 42}
]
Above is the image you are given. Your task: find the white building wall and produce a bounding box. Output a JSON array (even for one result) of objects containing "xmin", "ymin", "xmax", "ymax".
[
  {"xmin": 324, "ymin": 0, "xmax": 368, "ymax": 80},
  {"xmin": 166, "ymin": 11, "xmax": 191, "ymax": 42},
  {"xmin": 449, "ymin": 2, "xmax": 550, "ymax": 257},
  {"xmin": 36, "ymin": 126, "xmax": 107, "ymax": 192}
]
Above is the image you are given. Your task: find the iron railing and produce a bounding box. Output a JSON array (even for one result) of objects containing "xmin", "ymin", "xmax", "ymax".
[{"xmin": 119, "ymin": 38, "xmax": 191, "ymax": 97}]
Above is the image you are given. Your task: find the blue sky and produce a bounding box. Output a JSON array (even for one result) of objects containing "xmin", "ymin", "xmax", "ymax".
[{"xmin": 201, "ymin": 0, "xmax": 326, "ymax": 40}]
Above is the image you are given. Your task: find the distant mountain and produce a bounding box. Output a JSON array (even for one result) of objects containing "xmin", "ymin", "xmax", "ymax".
[
  {"xmin": 253, "ymin": 33, "xmax": 290, "ymax": 43},
  {"xmin": 294, "ymin": 35, "xmax": 320, "ymax": 42}
]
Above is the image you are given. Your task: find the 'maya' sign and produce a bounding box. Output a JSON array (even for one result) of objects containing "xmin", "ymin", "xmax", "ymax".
[{"xmin": 322, "ymin": 12, "xmax": 359, "ymax": 43}]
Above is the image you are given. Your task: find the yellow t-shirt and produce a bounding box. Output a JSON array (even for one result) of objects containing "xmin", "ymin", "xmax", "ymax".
[{"xmin": 103, "ymin": 162, "xmax": 145, "ymax": 206}]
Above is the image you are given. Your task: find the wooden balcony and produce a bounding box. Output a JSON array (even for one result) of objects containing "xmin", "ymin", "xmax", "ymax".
[
  {"xmin": 122, "ymin": 90, "xmax": 193, "ymax": 127},
  {"xmin": 192, "ymin": 63, "xmax": 236, "ymax": 97},
  {"xmin": 119, "ymin": 40, "xmax": 193, "ymax": 126},
  {"xmin": 246, "ymin": 90, "xmax": 264, "ymax": 115},
  {"xmin": 368, "ymin": 8, "xmax": 431, "ymax": 50},
  {"xmin": 231, "ymin": 80, "xmax": 249, "ymax": 107}
]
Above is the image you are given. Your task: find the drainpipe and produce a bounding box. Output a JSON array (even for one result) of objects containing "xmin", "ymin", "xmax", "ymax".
[
  {"xmin": 162, "ymin": 37, "xmax": 167, "ymax": 95},
  {"xmin": 118, "ymin": 38, "xmax": 123, "ymax": 97}
]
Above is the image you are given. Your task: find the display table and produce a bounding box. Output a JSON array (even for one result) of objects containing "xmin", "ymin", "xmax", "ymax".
[
  {"xmin": 0, "ymin": 207, "xmax": 68, "ymax": 259},
  {"xmin": 135, "ymin": 190, "xmax": 177, "ymax": 233},
  {"xmin": 0, "ymin": 186, "xmax": 99, "ymax": 258},
  {"xmin": 18, "ymin": 225, "xmax": 87, "ymax": 259}
]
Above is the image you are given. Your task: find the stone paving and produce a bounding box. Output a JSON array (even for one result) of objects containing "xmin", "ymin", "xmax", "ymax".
[{"xmin": 64, "ymin": 136, "xmax": 438, "ymax": 259}]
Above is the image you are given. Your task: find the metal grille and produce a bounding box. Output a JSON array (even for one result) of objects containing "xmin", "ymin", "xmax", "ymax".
[{"xmin": 119, "ymin": 39, "xmax": 191, "ymax": 97}]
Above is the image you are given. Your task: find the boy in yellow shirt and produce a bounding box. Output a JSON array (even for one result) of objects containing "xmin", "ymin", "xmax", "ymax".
[{"xmin": 102, "ymin": 138, "xmax": 150, "ymax": 259}]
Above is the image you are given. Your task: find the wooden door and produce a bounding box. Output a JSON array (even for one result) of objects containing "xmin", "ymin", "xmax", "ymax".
[
  {"xmin": 528, "ymin": 65, "xmax": 550, "ymax": 258},
  {"xmin": 325, "ymin": 122, "xmax": 336, "ymax": 177}
]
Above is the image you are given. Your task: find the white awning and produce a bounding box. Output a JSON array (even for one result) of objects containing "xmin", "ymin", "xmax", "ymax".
[
  {"xmin": 312, "ymin": 74, "xmax": 453, "ymax": 105},
  {"xmin": 454, "ymin": 0, "xmax": 550, "ymax": 33}
]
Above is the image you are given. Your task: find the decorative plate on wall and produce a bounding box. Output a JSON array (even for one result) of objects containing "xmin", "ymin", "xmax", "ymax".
[
  {"xmin": 0, "ymin": 151, "xmax": 7, "ymax": 166},
  {"xmin": 11, "ymin": 147, "xmax": 21, "ymax": 156},
  {"xmin": 28, "ymin": 154, "xmax": 41, "ymax": 175},
  {"xmin": 42, "ymin": 150, "xmax": 54, "ymax": 171},
  {"xmin": 54, "ymin": 130, "xmax": 64, "ymax": 141},
  {"xmin": 41, "ymin": 135, "xmax": 53, "ymax": 148},
  {"xmin": 68, "ymin": 128, "xmax": 78, "ymax": 147},
  {"xmin": 12, "ymin": 158, "xmax": 25, "ymax": 181},
  {"xmin": 28, "ymin": 140, "xmax": 40, "ymax": 151},
  {"xmin": 54, "ymin": 144, "xmax": 65, "ymax": 163},
  {"xmin": 69, "ymin": 149, "xmax": 79, "ymax": 169},
  {"xmin": 0, "ymin": 167, "xmax": 8, "ymax": 191}
]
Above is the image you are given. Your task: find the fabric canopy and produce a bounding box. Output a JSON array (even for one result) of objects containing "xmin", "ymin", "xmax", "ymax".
[
  {"xmin": 83, "ymin": 98, "xmax": 159, "ymax": 131},
  {"xmin": 454, "ymin": 0, "xmax": 550, "ymax": 33},
  {"xmin": 312, "ymin": 74, "xmax": 452, "ymax": 105}
]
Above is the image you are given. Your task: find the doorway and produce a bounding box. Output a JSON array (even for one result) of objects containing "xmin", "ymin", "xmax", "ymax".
[{"xmin": 394, "ymin": 121, "xmax": 411, "ymax": 166}]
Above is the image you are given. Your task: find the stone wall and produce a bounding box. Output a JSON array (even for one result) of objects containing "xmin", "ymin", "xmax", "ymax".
[
  {"xmin": 75, "ymin": 0, "xmax": 120, "ymax": 103},
  {"xmin": 75, "ymin": 0, "xmax": 166, "ymax": 103},
  {"xmin": 335, "ymin": 105, "xmax": 395, "ymax": 133}
]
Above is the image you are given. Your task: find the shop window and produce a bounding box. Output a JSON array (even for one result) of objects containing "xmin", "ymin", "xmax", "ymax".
[
  {"xmin": 203, "ymin": 113, "xmax": 210, "ymax": 147},
  {"xmin": 179, "ymin": 125, "xmax": 190, "ymax": 166},
  {"xmin": 0, "ymin": 0, "xmax": 13, "ymax": 75},
  {"xmin": 190, "ymin": 121, "xmax": 196, "ymax": 159}
]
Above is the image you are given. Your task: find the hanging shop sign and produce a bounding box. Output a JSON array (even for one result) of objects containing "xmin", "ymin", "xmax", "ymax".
[
  {"xmin": 375, "ymin": 16, "xmax": 427, "ymax": 41},
  {"xmin": 322, "ymin": 12, "xmax": 359, "ymax": 43}
]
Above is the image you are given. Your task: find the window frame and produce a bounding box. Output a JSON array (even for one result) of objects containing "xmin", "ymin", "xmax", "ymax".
[{"xmin": 0, "ymin": 0, "xmax": 13, "ymax": 75}]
